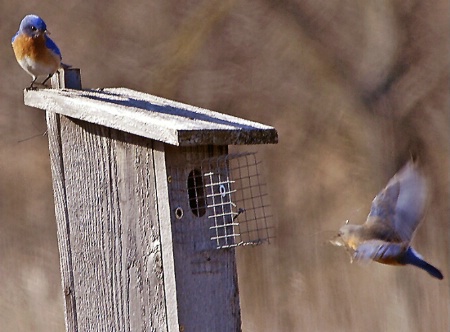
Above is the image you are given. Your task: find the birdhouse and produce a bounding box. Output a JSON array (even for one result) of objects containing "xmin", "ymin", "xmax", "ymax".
[{"xmin": 24, "ymin": 69, "xmax": 277, "ymax": 332}]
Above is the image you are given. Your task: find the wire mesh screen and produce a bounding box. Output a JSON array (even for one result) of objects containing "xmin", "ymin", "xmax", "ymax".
[{"xmin": 201, "ymin": 152, "xmax": 273, "ymax": 249}]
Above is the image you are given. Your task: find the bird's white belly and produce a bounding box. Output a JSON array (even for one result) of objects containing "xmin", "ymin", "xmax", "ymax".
[{"xmin": 17, "ymin": 56, "xmax": 58, "ymax": 78}]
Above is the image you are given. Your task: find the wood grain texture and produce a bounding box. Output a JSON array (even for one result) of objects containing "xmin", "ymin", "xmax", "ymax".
[
  {"xmin": 152, "ymin": 141, "xmax": 180, "ymax": 332},
  {"xmin": 47, "ymin": 114, "xmax": 169, "ymax": 331},
  {"xmin": 25, "ymin": 87, "xmax": 278, "ymax": 146},
  {"xmin": 46, "ymin": 111, "xmax": 79, "ymax": 332}
]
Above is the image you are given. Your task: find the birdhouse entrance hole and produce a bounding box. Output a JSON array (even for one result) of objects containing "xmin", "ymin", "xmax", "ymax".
[{"xmin": 187, "ymin": 169, "xmax": 206, "ymax": 217}]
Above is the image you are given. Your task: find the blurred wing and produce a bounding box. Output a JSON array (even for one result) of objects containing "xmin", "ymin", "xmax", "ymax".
[
  {"xmin": 366, "ymin": 161, "xmax": 427, "ymax": 243},
  {"xmin": 354, "ymin": 240, "xmax": 406, "ymax": 264},
  {"xmin": 45, "ymin": 36, "xmax": 62, "ymax": 59},
  {"xmin": 365, "ymin": 172, "xmax": 400, "ymax": 232},
  {"xmin": 391, "ymin": 162, "xmax": 428, "ymax": 242}
]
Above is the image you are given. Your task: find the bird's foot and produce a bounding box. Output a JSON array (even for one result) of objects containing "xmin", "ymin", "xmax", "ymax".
[{"xmin": 26, "ymin": 82, "xmax": 51, "ymax": 90}]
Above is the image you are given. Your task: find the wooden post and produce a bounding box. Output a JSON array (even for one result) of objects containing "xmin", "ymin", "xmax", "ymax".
[
  {"xmin": 51, "ymin": 68, "xmax": 82, "ymax": 89},
  {"xmin": 24, "ymin": 70, "xmax": 277, "ymax": 331}
]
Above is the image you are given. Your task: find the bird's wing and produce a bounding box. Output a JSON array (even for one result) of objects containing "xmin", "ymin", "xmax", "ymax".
[
  {"xmin": 45, "ymin": 36, "xmax": 62, "ymax": 59},
  {"xmin": 365, "ymin": 173, "xmax": 400, "ymax": 233},
  {"xmin": 391, "ymin": 162, "xmax": 428, "ymax": 242},
  {"xmin": 366, "ymin": 161, "xmax": 428, "ymax": 243},
  {"xmin": 354, "ymin": 240, "xmax": 407, "ymax": 264}
]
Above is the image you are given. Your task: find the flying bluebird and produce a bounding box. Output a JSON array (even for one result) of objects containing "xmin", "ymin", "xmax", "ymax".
[
  {"xmin": 331, "ymin": 161, "xmax": 443, "ymax": 280},
  {"xmin": 12, "ymin": 15, "xmax": 68, "ymax": 89}
]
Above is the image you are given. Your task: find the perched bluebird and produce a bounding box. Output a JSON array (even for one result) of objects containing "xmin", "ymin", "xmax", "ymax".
[
  {"xmin": 12, "ymin": 15, "xmax": 68, "ymax": 89},
  {"xmin": 331, "ymin": 161, "xmax": 443, "ymax": 280}
]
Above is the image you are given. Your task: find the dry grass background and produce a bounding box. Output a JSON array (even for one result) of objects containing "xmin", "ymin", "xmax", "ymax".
[{"xmin": 0, "ymin": 1, "xmax": 448, "ymax": 331}]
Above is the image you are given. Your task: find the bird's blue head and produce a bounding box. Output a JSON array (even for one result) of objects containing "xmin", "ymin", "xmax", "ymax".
[{"xmin": 19, "ymin": 14, "xmax": 48, "ymax": 38}]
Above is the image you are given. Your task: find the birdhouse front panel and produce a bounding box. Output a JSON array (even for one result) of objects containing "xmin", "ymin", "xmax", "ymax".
[
  {"xmin": 164, "ymin": 145, "xmax": 274, "ymax": 330},
  {"xmin": 164, "ymin": 144, "xmax": 241, "ymax": 331}
]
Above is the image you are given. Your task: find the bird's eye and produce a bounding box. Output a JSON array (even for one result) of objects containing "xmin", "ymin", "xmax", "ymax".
[{"xmin": 30, "ymin": 26, "xmax": 37, "ymax": 31}]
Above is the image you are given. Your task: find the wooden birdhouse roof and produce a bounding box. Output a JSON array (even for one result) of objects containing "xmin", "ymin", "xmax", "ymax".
[{"xmin": 24, "ymin": 87, "xmax": 278, "ymax": 146}]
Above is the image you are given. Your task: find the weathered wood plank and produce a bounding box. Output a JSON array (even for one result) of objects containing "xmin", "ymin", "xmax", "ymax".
[
  {"xmin": 46, "ymin": 111, "xmax": 79, "ymax": 332},
  {"xmin": 152, "ymin": 141, "xmax": 180, "ymax": 332},
  {"xmin": 24, "ymin": 87, "xmax": 278, "ymax": 146},
  {"xmin": 52, "ymin": 115, "xmax": 169, "ymax": 331}
]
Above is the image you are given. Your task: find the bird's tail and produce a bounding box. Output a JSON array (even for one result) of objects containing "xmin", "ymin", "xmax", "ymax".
[{"xmin": 402, "ymin": 247, "xmax": 443, "ymax": 280}]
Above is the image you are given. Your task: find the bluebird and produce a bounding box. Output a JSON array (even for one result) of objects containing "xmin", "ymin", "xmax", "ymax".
[
  {"xmin": 331, "ymin": 161, "xmax": 443, "ymax": 280},
  {"xmin": 12, "ymin": 15, "xmax": 68, "ymax": 89}
]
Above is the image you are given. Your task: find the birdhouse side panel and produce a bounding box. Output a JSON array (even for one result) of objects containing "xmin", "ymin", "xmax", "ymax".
[{"xmin": 47, "ymin": 114, "xmax": 168, "ymax": 331}]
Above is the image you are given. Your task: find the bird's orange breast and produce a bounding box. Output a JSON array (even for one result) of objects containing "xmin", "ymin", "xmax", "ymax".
[
  {"xmin": 12, "ymin": 34, "xmax": 60, "ymax": 68},
  {"xmin": 373, "ymin": 256, "xmax": 404, "ymax": 266},
  {"xmin": 345, "ymin": 235, "xmax": 361, "ymax": 251}
]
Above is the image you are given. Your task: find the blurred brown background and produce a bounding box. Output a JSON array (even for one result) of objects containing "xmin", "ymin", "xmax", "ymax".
[{"xmin": 0, "ymin": 1, "xmax": 448, "ymax": 331}]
